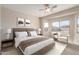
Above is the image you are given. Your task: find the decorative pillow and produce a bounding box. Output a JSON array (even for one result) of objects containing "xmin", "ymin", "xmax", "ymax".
[
  {"xmin": 29, "ymin": 31, "xmax": 37, "ymax": 36},
  {"xmin": 15, "ymin": 32, "xmax": 28, "ymax": 38}
]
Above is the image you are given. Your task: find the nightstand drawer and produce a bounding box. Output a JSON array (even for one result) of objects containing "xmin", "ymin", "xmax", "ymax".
[
  {"xmin": 38, "ymin": 34, "xmax": 43, "ymax": 35},
  {"xmin": 1, "ymin": 39, "xmax": 14, "ymax": 49},
  {"xmin": 2, "ymin": 42, "xmax": 13, "ymax": 48}
]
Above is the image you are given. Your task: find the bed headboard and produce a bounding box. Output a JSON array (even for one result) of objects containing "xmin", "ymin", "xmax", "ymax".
[{"xmin": 13, "ymin": 28, "xmax": 36, "ymax": 39}]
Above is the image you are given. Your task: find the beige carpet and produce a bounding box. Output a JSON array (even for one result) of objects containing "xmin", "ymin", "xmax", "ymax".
[
  {"xmin": 62, "ymin": 43, "xmax": 79, "ymax": 55},
  {"xmin": 45, "ymin": 41, "xmax": 67, "ymax": 55},
  {"xmin": 1, "ymin": 41, "xmax": 67, "ymax": 55},
  {"xmin": 1, "ymin": 47, "xmax": 21, "ymax": 55}
]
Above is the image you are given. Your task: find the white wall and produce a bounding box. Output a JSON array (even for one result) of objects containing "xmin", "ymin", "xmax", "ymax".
[{"xmin": 1, "ymin": 7, "xmax": 40, "ymax": 40}]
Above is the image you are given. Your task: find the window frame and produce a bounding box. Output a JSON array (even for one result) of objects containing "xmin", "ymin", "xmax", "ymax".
[
  {"xmin": 60, "ymin": 20, "xmax": 70, "ymax": 32},
  {"xmin": 52, "ymin": 20, "xmax": 70, "ymax": 33},
  {"xmin": 52, "ymin": 20, "xmax": 60, "ymax": 31}
]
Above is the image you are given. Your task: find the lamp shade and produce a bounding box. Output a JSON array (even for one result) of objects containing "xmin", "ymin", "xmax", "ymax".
[
  {"xmin": 7, "ymin": 29, "xmax": 11, "ymax": 33},
  {"xmin": 38, "ymin": 28, "xmax": 41, "ymax": 31}
]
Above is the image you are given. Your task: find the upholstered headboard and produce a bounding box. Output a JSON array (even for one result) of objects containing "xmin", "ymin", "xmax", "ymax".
[{"xmin": 13, "ymin": 28, "xmax": 36, "ymax": 39}]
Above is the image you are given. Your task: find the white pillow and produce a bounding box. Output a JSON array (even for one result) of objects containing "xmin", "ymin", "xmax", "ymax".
[
  {"xmin": 15, "ymin": 32, "xmax": 28, "ymax": 38},
  {"xmin": 30, "ymin": 31, "xmax": 37, "ymax": 36}
]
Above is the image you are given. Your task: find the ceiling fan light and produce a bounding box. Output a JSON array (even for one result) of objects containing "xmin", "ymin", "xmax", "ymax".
[
  {"xmin": 45, "ymin": 8, "xmax": 50, "ymax": 13},
  {"xmin": 40, "ymin": 4, "xmax": 57, "ymax": 14}
]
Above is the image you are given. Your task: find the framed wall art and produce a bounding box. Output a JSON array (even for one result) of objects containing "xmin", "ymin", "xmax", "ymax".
[
  {"xmin": 25, "ymin": 19, "xmax": 31, "ymax": 26},
  {"xmin": 17, "ymin": 18, "xmax": 24, "ymax": 26}
]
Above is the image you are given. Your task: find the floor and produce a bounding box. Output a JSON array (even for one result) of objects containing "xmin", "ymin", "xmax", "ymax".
[
  {"xmin": 62, "ymin": 43, "xmax": 79, "ymax": 55},
  {"xmin": 1, "ymin": 41, "xmax": 67, "ymax": 55},
  {"xmin": 45, "ymin": 41, "xmax": 67, "ymax": 55},
  {"xmin": 1, "ymin": 47, "xmax": 20, "ymax": 55}
]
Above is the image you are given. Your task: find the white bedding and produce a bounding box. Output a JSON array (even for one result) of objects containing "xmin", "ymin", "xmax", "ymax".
[{"xmin": 15, "ymin": 36, "xmax": 54, "ymax": 55}]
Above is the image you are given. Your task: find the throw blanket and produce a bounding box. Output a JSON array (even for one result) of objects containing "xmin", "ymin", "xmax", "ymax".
[{"xmin": 19, "ymin": 36, "xmax": 49, "ymax": 51}]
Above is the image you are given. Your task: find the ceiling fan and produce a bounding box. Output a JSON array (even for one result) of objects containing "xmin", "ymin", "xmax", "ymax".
[{"xmin": 40, "ymin": 4, "xmax": 57, "ymax": 13}]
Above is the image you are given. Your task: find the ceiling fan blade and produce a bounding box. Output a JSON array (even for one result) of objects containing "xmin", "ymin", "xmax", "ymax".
[
  {"xmin": 52, "ymin": 5, "xmax": 57, "ymax": 9},
  {"xmin": 50, "ymin": 5, "xmax": 57, "ymax": 11},
  {"xmin": 39, "ymin": 4, "xmax": 57, "ymax": 13}
]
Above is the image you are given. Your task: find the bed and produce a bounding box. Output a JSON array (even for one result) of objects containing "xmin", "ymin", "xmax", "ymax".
[{"xmin": 13, "ymin": 28, "xmax": 55, "ymax": 55}]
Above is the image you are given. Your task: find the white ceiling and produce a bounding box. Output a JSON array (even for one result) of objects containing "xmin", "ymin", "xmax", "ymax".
[{"xmin": 2, "ymin": 4, "xmax": 78, "ymax": 17}]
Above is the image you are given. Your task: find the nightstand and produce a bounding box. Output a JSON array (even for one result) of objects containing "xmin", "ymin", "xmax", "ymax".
[{"xmin": 1, "ymin": 39, "xmax": 14, "ymax": 50}]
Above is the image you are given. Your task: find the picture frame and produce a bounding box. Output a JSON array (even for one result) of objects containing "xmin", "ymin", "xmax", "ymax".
[
  {"xmin": 17, "ymin": 17, "xmax": 24, "ymax": 26},
  {"xmin": 25, "ymin": 19, "xmax": 31, "ymax": 26}
]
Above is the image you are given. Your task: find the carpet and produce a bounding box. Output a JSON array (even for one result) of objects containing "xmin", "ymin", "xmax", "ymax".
[{"xmin": 61, "ymin": 43, "xmax": 79, "ymax": 55}]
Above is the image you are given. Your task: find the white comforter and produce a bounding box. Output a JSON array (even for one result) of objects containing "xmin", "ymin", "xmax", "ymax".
[{"xmin": 15, "ymin": 36, "xmax": 54, "ymax": 55}]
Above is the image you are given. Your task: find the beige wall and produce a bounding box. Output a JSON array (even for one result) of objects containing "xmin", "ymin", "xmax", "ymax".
[
  {"xmin": 40, "ymin": 6, "xmax": 79, "ymax": 45},
  {"xmin": 40, "ymin": 19, "xmax": 49, "ymax": 37},
  {"xmin": 1, "ymin": 7, "xmax": 40, "ymax": 40}
]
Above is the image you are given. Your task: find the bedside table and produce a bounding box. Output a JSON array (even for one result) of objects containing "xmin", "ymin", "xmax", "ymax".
[{"xmin": 1, "ymin": 39, "xmax": 14, "ymax": 50}]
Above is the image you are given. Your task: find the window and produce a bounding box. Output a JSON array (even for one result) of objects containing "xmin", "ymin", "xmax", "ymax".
[
  {"xmin": 52, "ymin": 20, "xmax": 70, "ymax": 32},
  {"xmin": 77, "ymin": 17, "xmax": 79, "ymax": 32},
  {"xmin": 43, "ymin": 22, "xmax": 48, "ymax": 31},
  {"xmin": 44, "ymin": 23, "xmax": 48, "ymax": 28},
  {"xmin": 60, "ymin": 20, "xmax": 70, "ymax": 32},
  {"xmin": 52, "ymin": 21, "xmax": 60, "ymax": 31}
]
